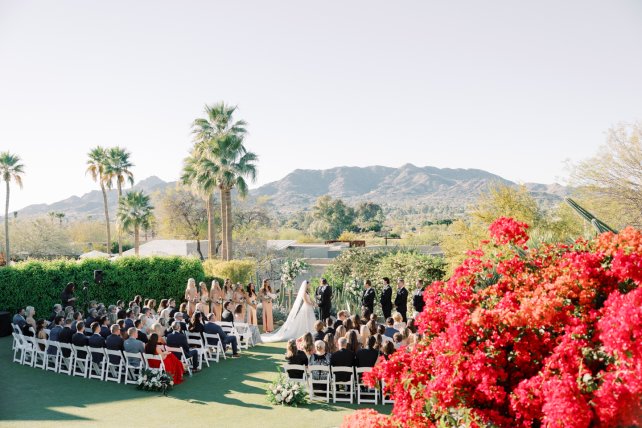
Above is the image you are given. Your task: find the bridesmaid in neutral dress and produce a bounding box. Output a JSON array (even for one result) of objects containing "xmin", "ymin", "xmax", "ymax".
[
  {"xmin": 223, "ymin": 279, "xmax": 234, "ymax": 302},
  {"xmin": 260, "ymin": 279, "xmax": 275, "ymax": 333},
  {"xmin": 209, "ymin": 280, "xmax": 223, "ymax": 321},
  {"xmin": 232, "ymin": 283, "xmax": 246, "ymax": 322},
  {"xmin": 246, "ymin": 283, "xmax": 258, "ymax": 326},
  {"xmin": 184, "ymin": 278, "xmax": 198, "ymax": 318},
  {"xmin": 199, "ymin": 281, "xmax": 210, "ymax": 318}
]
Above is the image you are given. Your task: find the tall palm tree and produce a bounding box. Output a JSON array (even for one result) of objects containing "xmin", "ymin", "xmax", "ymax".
[
  {"xmin": 117, "ymin": 191, "xmax": 154, "ymax": 256},
  {"xmin": 181, "ymin": 152, "xmax": 218, "ymax": 259},
  {"xmin": 204, "ymin": 134, "xmax": 258, "ymax": 260},
  {"xmin": 0, "ymin": 152, "xmax": 24, "ymax": 264},
  {"xmin": 86, "ymin": 146, "xmax": 113, "ymax": 254},
  {"xmin": 105, "ymin": 147, "xmax": 134, "ymax": 255}
]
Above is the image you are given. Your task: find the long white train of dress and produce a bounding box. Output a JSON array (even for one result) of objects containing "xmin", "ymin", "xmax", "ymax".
[{"xmin": 261, "ymin": 281, "xmax": 316, "ymax": 343}]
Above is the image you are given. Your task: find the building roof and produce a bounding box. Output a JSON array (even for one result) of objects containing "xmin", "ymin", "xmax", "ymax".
[{"xmin": 122, "ymin": 240, "xmax": 207, "ymax": 257}]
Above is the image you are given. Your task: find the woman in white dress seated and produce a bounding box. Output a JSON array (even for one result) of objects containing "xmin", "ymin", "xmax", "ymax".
[{"xmin": 261, "ymin": 280, "xmax": 317, "ymax": 343}]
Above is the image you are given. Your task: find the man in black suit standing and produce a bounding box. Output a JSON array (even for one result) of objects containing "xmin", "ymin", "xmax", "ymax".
[
  {"xmin": 330, "ymin": 337, "xmax": 355, "ymax": 382},
  {"xmin": 412, "ymin": 279, "xmax": 426, "ymax": 315},
  {"xmin": 361, "ymin": 280, "xmax": 376, "ymax": 317},
  {"xmin": 380, "ymin": 277, "xmax": 393, "ymax": 319},
  {"xmin": 166, "ymin": 322, "xmax": 200, "ymax": 372},
  {"xmin": 394, "ymin": 278, "xmax": 408, "ymax": 322},
  {"xmin": 315, "ymin": 278, "xmax": 332, "ymax": 321}
]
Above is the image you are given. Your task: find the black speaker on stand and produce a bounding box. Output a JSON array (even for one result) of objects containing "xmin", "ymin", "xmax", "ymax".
[{"xmin": 94, "ymin": 270, "xmax": 103, "ymax": 284}]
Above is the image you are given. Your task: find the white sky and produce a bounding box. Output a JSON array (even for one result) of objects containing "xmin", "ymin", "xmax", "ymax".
[{"xmin": 1, "ymin": 0, "xmax": 641, "ymax": 211}]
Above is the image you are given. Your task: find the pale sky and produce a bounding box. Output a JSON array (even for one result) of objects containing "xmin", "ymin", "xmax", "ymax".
[{"xmin": 1, "ymin": 1, "xmax": 641, "ymax": 211}]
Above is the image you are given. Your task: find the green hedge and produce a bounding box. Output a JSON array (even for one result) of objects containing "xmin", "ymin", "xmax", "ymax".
[{"xmin": 0, "ymin": 257, "xmax": 206, "ymax": 315}]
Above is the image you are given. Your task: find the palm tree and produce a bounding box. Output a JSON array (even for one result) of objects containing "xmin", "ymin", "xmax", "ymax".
[
  {"xmin": 181, "ymin": 153, "xmax": 218, "ymax": 259},
  {"xmin": 0, "ymin": 152, "xmax": 24, "ymax": 264},
  {"xmin": 117, "ymin": 191, "xmax": 154, "ymax": 256},
  {"xmin": 86, "ymin": 146, "xmax": 113, "ymax": 254},
  {"xmin": 204, "ymin": 134, "xmax": 258, "ymax": 260},
  {"xmin": 105, "ymin": 147, "xmax": 134, "ymax": 256}
]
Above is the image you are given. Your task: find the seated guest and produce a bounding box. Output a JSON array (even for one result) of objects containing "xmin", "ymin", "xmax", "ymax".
[
  {"xmin": 25, "ymin": 306, "xmax": 37, "ymax": 331},
  {"xmin": 407, "ymin": 333, "xmax": 421, "ymax": 349},
  {"xmin": 50, "ymin": 304, "xmax": 63, "ymax": 322},
  {"xmin": 313, "ymin": 321, "xmax": 325, "ymax": 342},
  {"xmin": 124, "ymin": 309, "xmax": 135, "ymax": 329},
  {"xmin": 12, "ymin": 308, "xmax": 27, "ymax": 329},
  {"xmin": 346, "ymin": 330, "xmax": 361, "ymax": 354},
  {"xmin": 333, "ymin": 310, "xmax": 348, "ymax": 330},
  {"xmin": 297, "ymin": 332, "xmax": 314, "ymax": 357},
  {"xmin": 173, "ymin": 312, "xmax": 187, "ymax": 332},
  {"xmin": 58, "ymin": 317, "xmax": 74, "ymax": 357},
  {"xmin": 203, "ymin": 314, "xmax": 240, "ymax": 358},
  {"xmin": 284, "ymin": 339, "xmax": 307, "ymax": 379},
  {"xmin": 233, "ymin": 304, "xmax": 244, "ymax": 324},
  {"xmin": 407, "ymin": 318, "xmax": 417, "ymax": 334},
  {"xmin": 70, "ymin": 312, "xmax": 83, "ymax": 332},
  {"xmin": 123, "ymin": 327, "xmax": 145, "ymax": 364},
  {"xmin": 85, "ymin": 308, "xmax": 98, "ymax": 327},
  {"xmin": 356, "ymin": 335, "xmax": 379, "ymax": 367},
  {"xmin": 116, "ymin": 309, "xmax": 126, "ymax": 320},
  {"xmin": 393, "ymin": 332, "xmax": 403, "ymax": 349},
  {"xmin": 323, "ymin": 317, "xmax": 335, "ymax": 336},
  {"xmin": 330, "ymin": 337, "xmax": 356, "ymax": 381},
  {"xmin": 382, "ymin": 341, "xmax": 396, "ymax": 360},
  {"xmin": 350, "ymin": 314, "xmax": 361, "ymax": 330},
  {"xmin": 34, "ymin": 320, "xmax": 47, "ymax": 349},
  {"xmin": 99, "ymin": 317, "xmax": 110, "ymax": 338},
  {"xmin": 144, "ymin": 333, "xmax": 183, "ymax": 385},
  {"xmin": 117, "ymin": 319, "xmax": 129, "ymax": 340},
  {"xmin": 360, "ymin": 325, "xmax": 371, "ymax": 349},
  {"xmin": 221, "ymin": 301, "xmax": 234, "ymax": 322},
  {"xmin": 105, "ymin": 324, "xmax": 124, "ymax": 363},
  {"xmin": 134, "ymin": 319, "xmax": 148, "ymax": 343},
  {"xmin": 157, "ymin": 299, "xmax": 170, "ymax": 319},
  {"xmin": 309, "ymin": 340, "xmax": 331, "ymax": 389},
  {"xmin": 366, "ymin": 320, "xmax": 377, "ymax": 336},
  {"xmin": 47, "ymin": 316, "xmax": 64, "ymax": 356},
  {"xmin": 88, "ymin": 322, "xmax": 106, "ymax": 362},
  {"xmin": 324, "ymin": 333, "xmax": 337, "ymax": 354},
  {"xmin": 72, "ymin": 321, "xmax": 89, "ymax": 357},
  {"xmin": 150, "ymin": 322, "xmax": 167, "ymax": 343},
  {"xmin": 343, "ymin": 318, "xmax": 353, "ymax": 333},
  {"xmin": 189, "ymin": 312, "xmax": 205, "ymax": 334},
  {"xmin": 166, "ymin": 322, "xmax": 200, "ymax": 372},
  {"xmin": 384, "ymin": 318, "xmax": 399, "ymax": 338},
  {"xmin": 392, "ymin": 312, "xmax": 406, "ymax": 331},
  {"xmin": 168, "ymin": 299, "xmax": 178, "ymax": 318},
  {"xmin": 334, "ymin": 325, "xmax": 346, "ymax": 346}
]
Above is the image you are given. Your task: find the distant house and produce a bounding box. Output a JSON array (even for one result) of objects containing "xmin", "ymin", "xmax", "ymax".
[
  {"xmin": 121, "ymin": 240, "xmax": 209, "ymax": 258},
  {"xmin": 266, "ymin": 240, "xmax": 443, "ymax": 259}
]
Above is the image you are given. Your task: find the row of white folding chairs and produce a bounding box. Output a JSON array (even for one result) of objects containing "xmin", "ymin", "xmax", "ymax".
[
  {"xmin": 282, "ymin": 364, "xmax": 393, "ymax": 405},
  {"xmin": 214, "ymin": 322, "xmax": 254, "ymax": 350}
]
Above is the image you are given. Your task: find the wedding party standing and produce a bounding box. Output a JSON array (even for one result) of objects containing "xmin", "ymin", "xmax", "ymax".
[
  {"xmin": 394, "ymin": 279, "xmax": 408, "ymax": 322},
  {"xmin": 184, "ymin": 278, "xmax": 198, "ymax": 317},
  {"xmin": 380, "ymin": 277, "xmax": 393, "ymax": 319},
  {"xmin": 199, "ymin": 282, "xmax": 210, "ymax": 318},
  {"xmin": 315, "ymin": 278, "xmax": 332, "ymax": 321},
  {"xmin": 246, "ymin": 283, "xmax": 258, "ymax": 326},
  {"xmin": 209, "ymin": 280, "xmax": 223, "ymax": 321},
  {"xmin": 259, "ymin": 279, "xmax": 274, "ymax": 333},
  {"xmin": 412, "ymin": 279, "xmax": 426, "ymax": 315},
  {"xmin": 223, "ymin": 279, "xmax": 234, "ymax": 302},
  {"xmin": 262, "ymin": 280, "xmax": 316, "ymax": 343},
  {"xmin": 361, "ymin": 280, "xmax": 375, "ymax": 317},
  {"xmin": 232, "ymin": 283, "xmax": 247, "ymax": 322}
]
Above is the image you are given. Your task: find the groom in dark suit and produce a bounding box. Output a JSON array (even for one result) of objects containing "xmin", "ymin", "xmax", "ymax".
[
  {"xmin": 361, "ymin": 280, "xmax": 375, "ymax": 317},
  {"xmin": 315, "ymin": 278, "xmax": 332, "ymax": 321}
]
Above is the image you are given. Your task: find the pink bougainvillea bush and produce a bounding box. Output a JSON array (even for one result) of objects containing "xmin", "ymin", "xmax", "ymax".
[{"xmin": 344, "ymin": 218, "xmax": 642, "ymax": 427}]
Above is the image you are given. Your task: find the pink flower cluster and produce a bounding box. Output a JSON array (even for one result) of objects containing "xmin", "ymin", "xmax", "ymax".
[{"xmin": 345, "ymin": 220, "xmax": 642, "ymax": 428}]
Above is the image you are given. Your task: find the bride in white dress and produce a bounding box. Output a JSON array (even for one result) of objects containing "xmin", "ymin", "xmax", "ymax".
[{"xmin": 261, "ymin": 280, "xmax": 317, "ymax": 343}]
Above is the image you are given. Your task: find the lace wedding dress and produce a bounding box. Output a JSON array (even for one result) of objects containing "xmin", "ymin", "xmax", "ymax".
[{"xmin": 261, "ymin": 281, "xmax": 317, "ymax": 343}]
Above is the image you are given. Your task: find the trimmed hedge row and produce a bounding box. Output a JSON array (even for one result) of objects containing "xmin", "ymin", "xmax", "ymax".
[{"xmin": 0, "ymin": 257, "xmax": 207, "ymax": 315}]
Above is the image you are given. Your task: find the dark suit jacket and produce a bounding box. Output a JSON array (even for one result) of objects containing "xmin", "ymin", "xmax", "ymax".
[
  {"xmin": 88, "ymin": 334, "xmax": 106, "ymax": 362},
  {"xmin": 203, "ymin": 322, "xmax": 228, "ymax": 344},
  {"xmin": 316, "ymin": 284, "xmax": 332, "ymax": 307},
  {"xmin": 384, "ymin": 327, "xmax": 399, "ymax": 338},
  {"xmin": 313, "ymin": 331, "xmax": 326, "ymax": 342},
  {"xmin": 361, "ymin": 288, "xmax": 375, "ymax": 310},
  {"xmin": 100, "ymin": 325, "xmax": 110, "ymax": 338},
  {"xmin": 285, "ymin": 350, "xmax": 308, "ymax": 378},
  {"xmin": 333, "ymin": 320, "xmax": 343, "ymax": 330},
  {"xmin": 47, "ymin": 326, "xmax": 63, "ymax": 355},
  {"xmin": 124, "ymin": 318, "xmax": 135, "ymax": 329},
  {"xmin": 394, "ymin": 287, "xmax": 408, "ymax": 311},
  {"xmin": 356, "ymin": 348, "xmax": 379, "ymax": 368},
  {"xmin": 105, "ymin": 334, "xmax": 124, "ymax": 364},
  {"xmin": 330, "ymin": 349, "xmax": 355, "ymax": 381},
  {"xmin": 413, "ymin": 287, "xmax": 426, "ymax": 312},
  {"xmin": 324, "ymin": 327, "xmax": 335, "ymax": 336},
  {"xmin": 166, "ymin": 331, "xmax": 190, "ymax": 359},
  {"xmin": 137, "ymin": 330, "xmax": 148, "ymax": 343},
  {"xmin": 72, "ymin": 332, "xmax": 89, "ymax": 358},
  {"xmin": 380, "ymin": 286, "xmax": 393, "ymax": 309},
  {"xmin": 59, "ymin": 326, "xmax": 73, "ymax": 357},
  {"xmin": 221, "ymin": 310, "xmax": 233, "ymax": 322}
]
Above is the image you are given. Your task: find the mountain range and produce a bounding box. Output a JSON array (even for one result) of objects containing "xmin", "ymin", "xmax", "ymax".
[{"xmin": 13, "ymin": 164, "xmax": 569, "ymax": 220}]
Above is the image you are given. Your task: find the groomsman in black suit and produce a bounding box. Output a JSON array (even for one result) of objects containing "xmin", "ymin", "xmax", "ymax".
[
  {"xmin": 316, "ymin": 278, "xmax": 332, "ymax": 321},
  {"xmin": 380, "ymin": 277, "xmax": 393, "ymax": 319},
  {"xmin": 412, "ymin": 279, "xmax": 426, "ymax": 314},
  {"xmin": 394, "ymin": 279, "xmax": 408, "ymax": 322},
  {"xmin": 361, "ymin": 280, "xmax": 376, "ymax": 317}
]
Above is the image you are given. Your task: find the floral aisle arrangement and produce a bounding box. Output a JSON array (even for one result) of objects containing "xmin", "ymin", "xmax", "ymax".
[
  {"xmin": 345, "ymin": 217, "xmax": 642, "ymax": 428},
  {"xmin": 137, "ymin": 369, "xmax": 174, "ymax": 396},
  {"xmin": 266, "ymin": 373, "xmax": 308, "ymax": 407}
]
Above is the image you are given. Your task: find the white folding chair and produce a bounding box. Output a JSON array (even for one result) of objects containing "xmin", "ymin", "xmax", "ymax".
[
  {"xmin": 123, "ymin": 351, "xmax": 144, "ymax": 385},
  {"xmin": 308, "ymin": 365, "xmax": 331, "ymax": 403},
  {"xmin": 11, "ymin": 324, "xmax": 20, "ymax": 350},
  {"xmin": 165, "ymin": 346, "xmax": 192, "ymax": 376},
  {"xmin": 187, "ymin": 337, "xmax": 209, "ymax": 368},
  {"xmin": 88, "ymin": 347, "xmax": 107, "ymax": 381},
  {"xmin": 71, "ymin": 345, "xmax": 90, "ymax": 377},
  {"xmin": 356, "ymin": 367, "xmax": 378, "ymax": 404},
  {"xmin": 234, "ymin": 323, "xmax": 253, "ymax": 350},
  {"xmin": 11, "ymin": 333, "xmax": 32, "ymax": 365},
  {"xmin": 57, "ymin": 342, "xmax": 74, "ymax": 375},
  {"xmin": 32, "ymin": 338, "xmax": 48, "ymax": 370},
  {"xmin": 202, "ymin": 333, "xmax": 225, "ymax": 362},
  {"xmin": 104, "ymin": 349, "xmax": 125, "ymax": 383},
  {"xmin": 381, "ymin": 380, "xmax": 395, "ymax": 404},
  {"xmin": 331, "ymin": 367, "xmax": 355, "ymax": 404},
  {"xmin": 283, "ymin": 364, "xmax": 308, "ymax": 386},
  {"xmin": 45, "ymin": 340, "xmax": 60, "ymax": 372},
  {"xmin": 143, "ymin": 353, "xmax": 166, "ymax": 374}
]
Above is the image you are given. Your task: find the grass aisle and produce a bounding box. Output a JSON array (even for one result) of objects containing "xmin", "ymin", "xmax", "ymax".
[{"xmin": 0, "ymin": 337, "xmax": 388, "ymax": 428}]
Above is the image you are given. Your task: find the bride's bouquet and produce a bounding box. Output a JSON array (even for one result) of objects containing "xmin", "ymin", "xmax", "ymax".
[{"xmin": 266, "ymin": 372, "xmax": 307, "ymax": 407}]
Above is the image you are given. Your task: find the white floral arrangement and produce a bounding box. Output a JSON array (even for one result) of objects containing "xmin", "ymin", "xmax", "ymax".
[
  {"xmin": 137, "ymin": 369, "xmax": 174, "ymax": 396},
  {"xmin": 266, "ymin": 373, "xmax": 307, "ymax": 407},
  {"xmin": 280, "ymin": 258, "xmax": 309, "ymax": 290}
]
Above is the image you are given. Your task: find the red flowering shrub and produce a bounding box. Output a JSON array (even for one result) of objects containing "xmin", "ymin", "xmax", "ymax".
[{"xmin": 345, "ymin": 219, "xmax": 642, "ymax": 428}]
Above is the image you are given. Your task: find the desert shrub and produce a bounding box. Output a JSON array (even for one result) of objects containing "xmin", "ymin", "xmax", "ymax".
[{"xmin": 203, "ymin": 259, "xmax": 257, "ymax": 284}]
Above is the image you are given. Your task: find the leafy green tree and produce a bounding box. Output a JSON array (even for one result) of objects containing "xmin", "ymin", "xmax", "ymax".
[
  {"xmin": 117, "ymin": 191, "xmax": 153, "ymax": 256},
  {"xmin": 0, "ymin": 151, "xmax": 24, "ymax": 263},
  {"xmin": 156, "ymin": 186, "xmax": 208, "ymax": 259},
  {"xmin": 11, "ymin": 217, "xmax": 73, "ymax": 257},
  {"xmin": 354, "ymin": 202, "xmax": 385, "ymax": 232},
  {"xmin": 308, "ymin": 195, "xmax": 356, "ymax": 240},
  {"xmin": 85, "ymin": 146, "xmax": 112, "ymax": 254},
  {"xmin": 105, "ymin": 147, "xmax": 134, "ymax": 255}
]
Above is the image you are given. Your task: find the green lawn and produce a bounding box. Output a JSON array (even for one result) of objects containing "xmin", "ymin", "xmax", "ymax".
[{"xmin": 0, "ymin": 337, "xmax": 388, "ymax": 428}]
